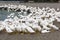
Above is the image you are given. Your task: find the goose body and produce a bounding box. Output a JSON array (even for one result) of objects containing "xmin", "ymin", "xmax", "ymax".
[{"xmin": 0, "ymin": 4, "xmax": 59, "ymax": 34}]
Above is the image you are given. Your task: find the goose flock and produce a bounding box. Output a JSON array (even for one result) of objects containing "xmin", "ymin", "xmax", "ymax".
[{"xmin": 0, "ymin": 4, "xmax": 60, "ymax": 34}]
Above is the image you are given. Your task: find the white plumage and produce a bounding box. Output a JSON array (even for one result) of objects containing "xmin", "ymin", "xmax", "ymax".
[{"xmin": 0, "ymin": 4, "xmax": 60, "ymax": 34}]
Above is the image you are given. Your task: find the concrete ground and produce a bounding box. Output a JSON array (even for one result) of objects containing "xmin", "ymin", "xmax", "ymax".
[{"xmin": 0, "ymin": 1, "xmax": 60, "ymax": 40}]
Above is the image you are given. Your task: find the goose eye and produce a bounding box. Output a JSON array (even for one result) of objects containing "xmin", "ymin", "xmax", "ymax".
[
  {"xmin": 23, "ymin": 9, "xmax": 26, "ymax": 12},
  {"xmin": 22, "ymin": 21, "xmax": 25, "ymax": 23},
  {"xmin": 27, "ymin": 9, "xmax": 31, "ymax": 14},
  {"xmin": 19, "ymin": 21, "xmax": 21, "ymax": 23}
]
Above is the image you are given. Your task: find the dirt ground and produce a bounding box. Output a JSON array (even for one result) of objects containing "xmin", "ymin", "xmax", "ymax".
[{"xmin": 0, "ymin": 1, "xmax": 60, "ymax": 40}]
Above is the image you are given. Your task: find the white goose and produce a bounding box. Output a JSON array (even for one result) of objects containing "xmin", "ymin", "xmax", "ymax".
[
  {"xmin": 0, "ymin": 21, "xmax": 5, "ymax": 31},
  {"xmin": 4, "ymin": 18, "xmax": 15, "ymax": 33},
  {"xmin": 0, "ymin": 4, "xmax": 59, "ymax": 34}
]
